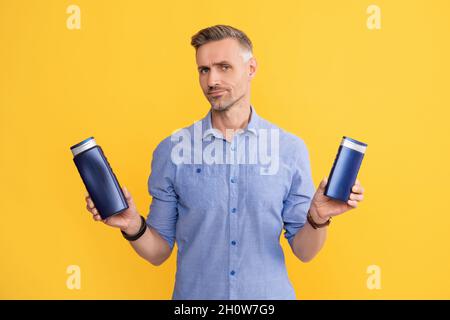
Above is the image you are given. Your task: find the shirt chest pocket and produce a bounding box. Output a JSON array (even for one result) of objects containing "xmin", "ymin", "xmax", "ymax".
[
  {"xmin": 174, "ymin": 164, "xmax": 228, "ymax": 212},
  {"xmin": 243, "ymin": 164, "xmax": 290, "ymax": 210}
]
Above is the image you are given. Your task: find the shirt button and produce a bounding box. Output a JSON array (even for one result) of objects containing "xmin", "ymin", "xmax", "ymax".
[
  {"xmin": 231, "ymin": 208, "xmax": 236, "ymax": 213},
  {"xmin": 230, "ymin": 178, "xmax": 236, "ymax": 183},
  {"xmin": 231, "ymin": 241, "xmax": 236, "ymax": 246},
  {"xmin": 230, "ymin": 145, "xmax": 236, "ymax": 151},
  {"xmin": 196, "ymin": 168, "xmax": 201, "ymax": 173},
  {"xmin": 230, "ymin": 270, "xmax": 236, "ymax": 276}
]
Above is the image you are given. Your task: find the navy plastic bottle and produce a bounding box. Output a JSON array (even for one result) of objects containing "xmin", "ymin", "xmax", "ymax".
[
  {"xmin": 70, "ymin": 137, "xmax": 128, "ymax": 219},
  {"xmin": 324, "ymin": 136, "xmax": 367, "ymax": 202}
]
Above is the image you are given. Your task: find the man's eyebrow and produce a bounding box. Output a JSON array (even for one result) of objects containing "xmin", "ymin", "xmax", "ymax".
[{"xmin": 197, "ymin": 61, "xmax": 232, "ymax": 70}]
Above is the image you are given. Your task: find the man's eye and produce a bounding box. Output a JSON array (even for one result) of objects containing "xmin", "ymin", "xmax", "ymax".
[
  {"xmin": 200, "ymin": 68, "xmax": 209, "ymax": 74},
  {"xmin": 222, "ymin": 65, "xmax": 230, "ymax": 71}
]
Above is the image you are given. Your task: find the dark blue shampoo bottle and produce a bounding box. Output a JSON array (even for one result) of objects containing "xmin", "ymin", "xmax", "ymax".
[
  {"xmin": 324, "ymin": 136, "xmax": 367, "ymax": 202},
  {"xmin": 70, "ymin": 137, "xmax": 128, "ymax": 219}
]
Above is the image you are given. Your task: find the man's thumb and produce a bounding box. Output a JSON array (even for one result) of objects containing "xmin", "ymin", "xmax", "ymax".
[
  {"xmin": 319, "ymin": 177, "xmax": 328, "ymax": 189},
  {"xmin": 122, "ymin": 186, "xmax": 131, "ymax": 199}
]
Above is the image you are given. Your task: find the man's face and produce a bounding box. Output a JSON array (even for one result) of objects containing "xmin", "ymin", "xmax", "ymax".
[{"xmin": 196, "ymin": 38, "xmax": 256, "ymax": 111}]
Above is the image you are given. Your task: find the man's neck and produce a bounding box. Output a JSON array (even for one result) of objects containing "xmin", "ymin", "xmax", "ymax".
[{"xmin": 211, "ymin": 99, "xmax": 252, "ymax": 142}]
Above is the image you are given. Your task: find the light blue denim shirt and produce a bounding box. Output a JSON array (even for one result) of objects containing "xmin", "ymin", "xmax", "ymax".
[{"xmin": 146, "ymin": 106, "xmax": 315, "ymax": 300}]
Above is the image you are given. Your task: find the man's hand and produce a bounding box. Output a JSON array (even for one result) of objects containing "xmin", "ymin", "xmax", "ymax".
[
  {"xmin": 85, "ymin": 186, "xmax": 142, "ymax": 235},
  {"xmin": 309, "ymin": 177, "xmax": 365, "ymax": 223}
]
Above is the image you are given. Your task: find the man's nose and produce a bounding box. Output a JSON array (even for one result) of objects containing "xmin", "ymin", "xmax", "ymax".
[{"xmin": 206, "ymin": 69, "xmax": 221, "ymax": 89}]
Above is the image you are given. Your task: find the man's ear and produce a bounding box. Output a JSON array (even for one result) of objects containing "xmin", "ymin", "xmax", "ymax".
[{"xmin": 248, "ymin": 57, "xmax": 257, "ymax": 79}]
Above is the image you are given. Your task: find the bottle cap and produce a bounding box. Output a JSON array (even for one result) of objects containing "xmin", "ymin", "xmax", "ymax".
[
  {"xmin": 341, "ymin": 136, "xmax": 367, "ymax": 154},
  {"xmin": 70, "ymin": 137, "xmax": 97, "ymax": 156}
]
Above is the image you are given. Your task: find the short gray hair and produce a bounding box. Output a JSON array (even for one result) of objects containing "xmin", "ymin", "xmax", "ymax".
[{"xmin": 191, "ymin": 25, "xmax": 253, "ymax": 55}]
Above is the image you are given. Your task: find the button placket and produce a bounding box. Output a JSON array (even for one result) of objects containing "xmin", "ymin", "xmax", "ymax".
[{"xmin": 228, "ymin": 135, "xmax": 240, "ymax": 299}]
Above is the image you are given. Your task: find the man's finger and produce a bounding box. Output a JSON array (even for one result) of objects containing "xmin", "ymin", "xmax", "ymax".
[
  {"xmin": 87, "ymin": 198, "xmax": 95, "ymax": 209},
  {"xmin": 352, "ymin": 185, "xmax": 364, "ymax": 194},
  {"xmin": 347, "ymin": 199, "xmax": 358, "ymax": 208},
  {"xmin": 349, "ymin": 193, "xmax": 364, "ymax": 201}
]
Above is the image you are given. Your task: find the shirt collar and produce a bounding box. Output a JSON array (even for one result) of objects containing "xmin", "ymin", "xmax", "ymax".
[{"xmin": 202, "ymin": 105, "xmax": 260, "ymax": 141}]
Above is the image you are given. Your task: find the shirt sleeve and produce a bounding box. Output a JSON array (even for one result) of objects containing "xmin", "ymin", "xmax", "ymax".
[
  {"xmin": 146, "ymin": 138, "xmax": 178, "ymax": 250},
  {"xmin": 282, "ymin": 138, "xmax": 316, "ymax": 249}
]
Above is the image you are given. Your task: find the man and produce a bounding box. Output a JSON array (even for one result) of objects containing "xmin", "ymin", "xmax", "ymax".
[{"xmin": 85, "ymin": 25, "xmax": 365, "ymax": 299}]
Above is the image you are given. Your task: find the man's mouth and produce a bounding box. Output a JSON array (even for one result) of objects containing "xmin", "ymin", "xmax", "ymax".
[{"xmin": 209, "ymin": 90, "xmax": 226, "ymax": 97}]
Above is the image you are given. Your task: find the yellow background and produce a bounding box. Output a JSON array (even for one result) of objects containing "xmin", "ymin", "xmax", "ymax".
[{"xmin": 1, "ymin": 0, "xmax": 449, "ymax": 299}]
